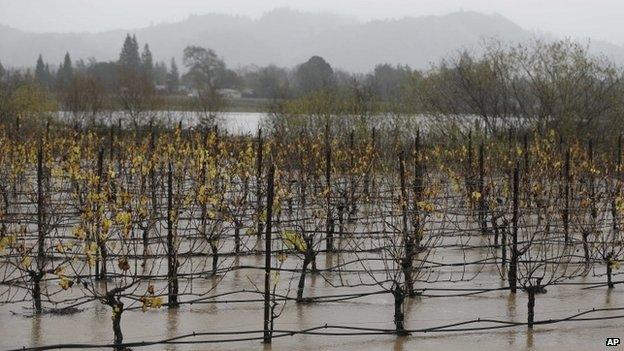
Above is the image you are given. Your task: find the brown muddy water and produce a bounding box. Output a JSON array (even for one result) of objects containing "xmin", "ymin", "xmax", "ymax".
[{"xmin": 1, "ymin": 241, "xmax": 622, "ymax": 351}]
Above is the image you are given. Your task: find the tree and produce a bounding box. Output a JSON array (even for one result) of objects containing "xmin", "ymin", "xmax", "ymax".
[
  {"xmin": 0, "ymin": 60, "xmax": 5, "ymax": 80},
  {"xmin": 117, "ymin": 35, "xmax": 159, "ymax": 127},
  {"xmin": 215, "ymin": 68, "xmax": 242, "ymax": 90},
  {"xmin": 166, "ymin": 57, "xmax": 179, "ymax": 93},
  {"xmin": 34, "ymin": 55, "xmax": 53, "ymax": 89},
  {"xmin": 294, "ymin": 56, "xmax": 335, "ymax": 95},
  {"xmin": 74, "ymin": 58, "xmax": 87, "ymax": 74},
  {"xmin": 141, "ymin": 44, "xmax": 154, "ymax": 81},
  {"xmin": 182, "ymin": 46, "xmax": 225, "ymax": 90},
  {"xmin": 87, "ymin": 61, "xmax": 119, "ymax": 91},
  {"xmin": 248, "ymin": 65, "xmax": 290, "ymax": 99},
  {"xmin": 118, "ymin": 72, "xmax": 160, "ymax": 128},
  {"xmin": 119, "ymin": 34, "xmax": 140, "ymax": 73},
  {"xmin": 182, "ymin": 46, "xmax": 227, "ymax": 128},
  {"xmin": 11, "ymin": 83, "xmax": 57, "ymax": 131},
  {"xmin": 56, "ymin": 52, "xmax": 73, "ymax": 90},
  {"xmin": 367, "ymin": 64, "xmax": 413, "ymax": 102},
  {"xmin": 152, "ymin": 61, "xmax": 168, "ymax": 86},
  {"xmin": 61, "ymin": 74, "xmax": 105, "ymax": 128}
]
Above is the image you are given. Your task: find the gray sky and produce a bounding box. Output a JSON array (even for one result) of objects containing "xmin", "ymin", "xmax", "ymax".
[{"xmin": 1, "ymin": 0, "xmax": 622, "ymax": 45}]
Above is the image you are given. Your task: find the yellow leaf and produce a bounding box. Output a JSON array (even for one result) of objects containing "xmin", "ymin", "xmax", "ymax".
[
  {"xmin": 59, "ymin": 275, "xmax": 73, "ymax": 290},
  {"xmin": 280, "ymin": 230, "xmax": 306, "ymax": 253},
  {"xmin": 21, "ymin": 256, "xmax": 32, "ymax": 268},
  {"xmin": 72, "ymin": 226, "xmax": 86, "ymax": 240}
]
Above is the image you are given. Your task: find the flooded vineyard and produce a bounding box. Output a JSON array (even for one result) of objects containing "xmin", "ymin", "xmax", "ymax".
[{"xmin": 0, "ymin": 124, "xmax": 623, "ymax": 350}]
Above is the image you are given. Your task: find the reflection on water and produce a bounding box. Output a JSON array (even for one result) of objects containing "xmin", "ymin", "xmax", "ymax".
[
  {"xmin": 393, "ymin": 335, "xmax": 407, "ymax": 351},
  {"xmin": 166, "ymin": 308, "xmax": 179, "ymax": 351},
  {"xmin": 30, "ymin": 315, "xmax": 41, "ymax": 348},
  {"xmin": 506, "ymin": 293, "xmax": 517, "ymax": 318},
  {"xmin": 1, "ymin": 246, "xmax": 623, "ymax": 350},
  {"xmin": 505, "ymin": 293, "xmax": 518, "ymax": 348},
  {"xmin": 526, "ymin": 328, "xmax": 534, "ymax": 350}
]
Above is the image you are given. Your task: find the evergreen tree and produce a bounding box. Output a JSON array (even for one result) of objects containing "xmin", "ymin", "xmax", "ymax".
[
  {"xmin": 167, "ymin": 57, "xmax": 180, "ymax": 93},
  {"xmin": 0, "ymin": 60, "xmax": 5, "ymax": 79},
  {"xmin": 74, "ymin": 58, "xmax": 87, "ymax": 74},
  {"xmin": 87, "ymin": 61, "xmax": 119, "ymax": 91},
  {"xmin": 35, "ymin": 55, "xmax": 48, "ymax": 87},
  {"xmin": 295, "ymin": 56, "xmax": 335, "ymax": 95},
  {"xmin": 119, "ymin": 34, "xmax": 140, "ymax": 73},
  {"xmin": 56, "ymin": 52, "xmax": 73, "ymax": 90},
  {"xmin": 153, "ymin": 61, "xmax": 168, "ymax": 85},
  {"xmin": 44, "ymin": 64, "xmax": 52, "ymax": 86},
  {"xmin": 141, "ymin": 43, "xmax": 154, "ymax": 80}
]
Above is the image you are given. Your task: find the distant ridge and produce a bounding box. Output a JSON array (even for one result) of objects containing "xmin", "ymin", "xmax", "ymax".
[{"xmin": 1, "ymin": 8, "xmax": 623, "ymax": 72}]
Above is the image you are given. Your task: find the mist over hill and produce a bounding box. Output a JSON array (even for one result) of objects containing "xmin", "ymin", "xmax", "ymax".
[{"xmin": 1, "ymin": 8, "xmax": 623, "ymax": 72}]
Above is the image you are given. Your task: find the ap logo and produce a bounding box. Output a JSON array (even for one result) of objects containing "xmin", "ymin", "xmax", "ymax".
[{"xmin": 606, "ymin": 338, "xmax": 621, "ymax": 347}]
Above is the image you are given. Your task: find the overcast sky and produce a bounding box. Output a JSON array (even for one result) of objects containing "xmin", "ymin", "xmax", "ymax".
[{"xmin": 0, "ymin": 0, "xmax": 622, "ymax": 45}]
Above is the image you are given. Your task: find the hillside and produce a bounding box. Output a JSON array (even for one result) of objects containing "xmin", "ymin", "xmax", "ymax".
[{"xmin": 1, "ymin": 8, "xmax": 623, "ymax": 72}]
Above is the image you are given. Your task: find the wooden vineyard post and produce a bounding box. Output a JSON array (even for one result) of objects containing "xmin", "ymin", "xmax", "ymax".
[
  {"xmin": 256, "ymin": 129, "xmax": 264, "ymax": 240},
  {"xmin": 508, "ymin": 164, "xmax": 519, "ymax": 293},
  {"xmin": 564, "ymin": 148, "xmax": 571, "ymax": 244},
  {"xmin": 263, "ymin": 164, "xmax": 275, "ymax": 344},
  {"xmin": 349, "ymin": 129, "xmax": 356, "ymax": 218},
  {"xmin": 399, "ymin": 149, "xmax": 414, "ymax": 296},
  {"xmin": 34, "ymin": 140, "xmax": 45, "ymax": 313},
  {"xmin": 325, "ymin": 121, "xmax": 334, "ymax": 251},
  {"xmin": 413, "ymin": 130, "xmax": 424, "ymax": 248},
  {"xmin": 478, "ymin": 142, "xmax": 487, "ymax": 235},
  {"xmin": 167, "ymin": 162, "xmax": 179, "ymax": 307},
  {"xmin": 95, "ymin": 147, "xmax": 106, "ymax": 280}
]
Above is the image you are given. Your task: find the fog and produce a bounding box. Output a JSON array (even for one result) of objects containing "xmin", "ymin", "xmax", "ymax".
[{"xmin": 0, "ymin": 0, "xmax": 622, "ymax": 45}]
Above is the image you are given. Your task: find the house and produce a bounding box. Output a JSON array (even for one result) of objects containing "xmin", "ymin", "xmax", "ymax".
[{"xmin": 217, "ymin": 88, "xmax": 242, "ymax": 99}]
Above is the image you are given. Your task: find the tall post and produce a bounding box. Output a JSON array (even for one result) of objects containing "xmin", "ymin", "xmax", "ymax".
[
  {"xmin": 467, "ymin": 130, "xmax": 473, "ymax": 176},
  {"xmin": 583, "ymin": 139, "xmax": 595, "ymax": 262},
  {"xmin": 167, "ymin": 162, "xmax": 179, "ymax": 307},
  {"xmin": 413, "ymin": 130, "xmax": 424, "ymax": 245},
  {"xmin": 478, "ymin": 142, "xmax": 487, "ymax": 235},
  {"xmin": 609, "ymin": 135, "xmax": 621, "ymax": 288},
  {"xmin": 507, "ymin": 128, "xmax": 514, "ymax": 203},
  {"xmin": 256, "ymin": 129, "xmax": 264, "ymax": 239},
  {"xmin": 615, "ymin": 134, "xmax": 622, "ymax": 228},
  {"xmin": 263, "ymin": 164, "xmax": 275, "ymax": 344},
  {"xmin": 399, "ymin": 150, "xmax": 414, "ymax": 296},
  {"xmin": 618, "ymin": 134, "xmax": 622, "ymax": 176},
  {"xmin": 365, "ymin": 127, "xmax": 376, "ymax": 197},
  {"xmin": 34, "ymin": 140, "xmax": 45, "ymax": 313},
  {"xmin": 146, "ymin": 127, "xmax": 157, "ymax": 256},
  {"xmin": 523, "ymin": 133, "xmax": 529, "ymax": 172},
  {"xmin": 523, "ymin": 133, "xmax": 529, "ymax": 193},
  {"xmin": 109, "ymin": 124, "xmax": 118, "ymax": 203},
  {"xmin": 564, "ymin": 149, "xmax": 571, "ymax": 244},
  {"xmin": 325, "ymin": 121, "xmax": 334, "ymax": 251},
  {"xmin": 349, "ymin": 129, "xmax": 356, "ymax": 217},
  {"xmin": 508, "ymin": 164, "xmax": 519, "ymax": 293},
  {"xmin": 466, "ymin": 130, "xmax": 474, "ymax": 198},
  {"xmin": 95, "ymin": 148, "xmax": 106, "ymax": 280}
]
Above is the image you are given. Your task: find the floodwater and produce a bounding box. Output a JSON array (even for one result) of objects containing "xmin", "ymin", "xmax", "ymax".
[
  {"xmin": 1, "ymin": 236, "xmax": 622, "ymax": 351},
  {"xmin": 0, "ymin": 151, "xmax": 622, "ymax": 351},
  {"xmin": 57, "ymin": 111, "xmax": 269, "ymax": 135},
  {"xmin": 55, "ymin": 111, "xmax": 491, "ymax": 136}
]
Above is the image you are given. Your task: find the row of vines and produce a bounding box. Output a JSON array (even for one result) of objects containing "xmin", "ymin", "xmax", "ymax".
[{"xmin": 1, "ymin": 121, "xmax": 623, "ymax": 349}]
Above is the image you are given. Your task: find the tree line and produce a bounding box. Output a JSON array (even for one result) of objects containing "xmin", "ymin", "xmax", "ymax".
[{"xmin": 0, "ymin": 36, "xmax": 622, "ymax": 139}]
